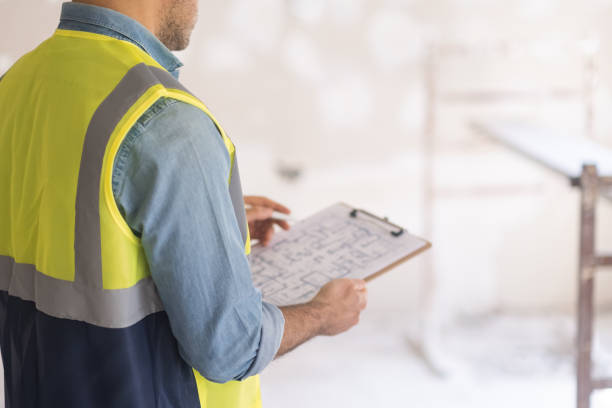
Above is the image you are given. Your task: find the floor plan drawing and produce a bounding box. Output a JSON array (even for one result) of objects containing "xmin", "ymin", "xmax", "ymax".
[{"xmin": 249, "ymin": 203, "xmax": 430, "ymax": 306}]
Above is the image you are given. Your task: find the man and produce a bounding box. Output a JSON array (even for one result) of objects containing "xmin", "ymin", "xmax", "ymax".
[{"xmin": 0, "ymin": 0, "xmax": 367, "ymax": 407}]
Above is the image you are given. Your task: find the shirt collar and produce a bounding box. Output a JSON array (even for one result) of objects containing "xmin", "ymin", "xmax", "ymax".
[{"xmin": 59, "ymin": 2, "xmax": 183, "ymax": 75}]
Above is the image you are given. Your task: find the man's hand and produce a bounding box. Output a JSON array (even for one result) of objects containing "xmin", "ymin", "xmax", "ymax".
[
  {"xmin": 244, "ymin": 196, "xmax": 291, "ymax": 246},
  {"xmin": 276, "ymin": 279, "xmax": 368, "ymax": 356},
  {"xmin": 310, "ymin": 279, "xmax": 368, "ymax": 336}
]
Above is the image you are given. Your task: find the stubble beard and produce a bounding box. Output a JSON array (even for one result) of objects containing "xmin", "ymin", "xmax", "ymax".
[{"xmin": 157, "ymin": 0, "xmax": 198, "ymax": 51}]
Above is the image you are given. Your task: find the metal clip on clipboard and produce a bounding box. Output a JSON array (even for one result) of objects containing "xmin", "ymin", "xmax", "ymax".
[{"xmin": 349, "ymin": 208, "xmax": 405, "ymax": 237}]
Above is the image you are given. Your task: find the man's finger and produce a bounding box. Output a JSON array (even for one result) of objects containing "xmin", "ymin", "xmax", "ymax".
[
  {"xmin": 272, "ymin": 219, "xmax": 291, "ymax": 230},
  {"xmin": 246, "ymin": 206, "xmax": 274, "ymax": 222},
  {"xmin": 357, "ymin": 291, "xmax": 368, "ymax": 310},
  {"xmin": 262, "ymin": 226, "xmax": 275, "ymax": 246},
  {"xmin": 352, "ymin": 279, "xmax": 366, "ymax": 291},
  {"xmin": 244, "ymin": 196, "xmax": 290, "ymax": 214}
]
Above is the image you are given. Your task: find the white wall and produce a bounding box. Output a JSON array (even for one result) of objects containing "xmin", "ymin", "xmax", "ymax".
[{"xmin": 3, "ymin": 0, "xmax": 612, "ymax": 321}]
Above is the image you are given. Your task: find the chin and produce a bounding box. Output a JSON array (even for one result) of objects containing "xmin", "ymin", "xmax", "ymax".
[{"xmin": 171, "ymin": 36, "xmax": 191, "ymax": 52}]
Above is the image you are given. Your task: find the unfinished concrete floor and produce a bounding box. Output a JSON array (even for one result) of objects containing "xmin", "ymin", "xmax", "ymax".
[{"xmin": 261, "ymin": 310, "xmax": 612, "ymax": 408}]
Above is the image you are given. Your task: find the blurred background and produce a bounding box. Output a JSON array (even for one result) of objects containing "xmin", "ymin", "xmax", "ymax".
[{"xmin": 3, "ymin": 0, "xmax": 612, "ymax": 407}]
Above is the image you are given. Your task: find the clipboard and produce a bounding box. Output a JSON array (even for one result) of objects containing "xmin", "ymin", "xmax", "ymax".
[
  {"xmin": 346, "ymin": 206, "xmax": 432, "ymax": 282},
  {"xmin": 249, "ymin": 202, "xmax": 431, "ymax": 306}
]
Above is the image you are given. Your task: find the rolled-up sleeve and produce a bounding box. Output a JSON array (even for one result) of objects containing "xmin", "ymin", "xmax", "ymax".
[{"xmin": 111, "ymin": 97, "xmax": 284, "ymax": 383}]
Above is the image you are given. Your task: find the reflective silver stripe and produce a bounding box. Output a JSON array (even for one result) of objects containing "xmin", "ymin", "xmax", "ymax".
[
  {"xmin": 148, "ymin": 66, "xmax": 191, "ymax": 94},
  {"xmin": 229, "ymin": 157, "xmax": 249, "ymax": 245},
  {"xmin": 75, "ymin": 64, "xmax": 248, "ymax": 288},
  {"xmin": 75, "ymin": 63, "xmax": 163, "ymax": 288},
  {"xmin": 0, "ymin": 255, "xmax": 163, "ymax": 328}
]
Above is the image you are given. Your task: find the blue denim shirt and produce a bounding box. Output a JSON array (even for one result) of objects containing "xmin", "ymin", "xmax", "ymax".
[{"xmin": 58, "ymin": 2, "xmax": 284, "ymax": 383}]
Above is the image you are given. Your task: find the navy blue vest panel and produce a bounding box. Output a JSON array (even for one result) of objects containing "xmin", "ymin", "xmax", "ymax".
[{"xmin": 0, "ymin": 292, "xmax": 201, "ymax": 408}]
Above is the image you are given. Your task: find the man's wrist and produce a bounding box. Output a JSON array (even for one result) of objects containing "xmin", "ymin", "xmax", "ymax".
[
  {"xmin": 276, "ymin": 300, "xmax": 330, "ymax": 357},
  {"xmin": 305, "ymin": 299, "xmax": 331, "ymax": 336}
]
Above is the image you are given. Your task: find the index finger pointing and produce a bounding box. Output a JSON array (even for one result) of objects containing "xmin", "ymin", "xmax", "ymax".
[{"xmin": 245, "ymin": 196, "xmax": 290, "ymax": 214}]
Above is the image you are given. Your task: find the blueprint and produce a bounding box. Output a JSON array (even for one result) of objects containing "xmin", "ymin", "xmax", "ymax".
[{"xmin": 249, "ymin": 203, "xmax": 430, "ymax": 306}]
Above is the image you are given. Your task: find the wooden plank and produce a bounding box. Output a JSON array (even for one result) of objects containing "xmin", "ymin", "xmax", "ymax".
[
  {"xmin": 596, "ymin": 256, "xmax": 612, "ymax": 267},
  {"xmin": 472, "ymin": 120, "xmax": 612, "ymax": 180},
  {"xmin": 591, "ymin": 377, "xmax": 612, "ymax": 390},
  {"xmin": 577, "ymin": 165, "xmax": 598, "ymax": 408}
]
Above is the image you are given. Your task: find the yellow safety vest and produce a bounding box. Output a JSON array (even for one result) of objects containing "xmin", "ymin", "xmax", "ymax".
[{"xmin": 0, "ymin": 29, "xmax": 259, "ymax": 408}]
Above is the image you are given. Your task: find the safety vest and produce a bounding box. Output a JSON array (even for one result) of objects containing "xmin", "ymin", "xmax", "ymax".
[{"xmin": 0, "ymin": 29, "xmax": 260, "ymax": 408}]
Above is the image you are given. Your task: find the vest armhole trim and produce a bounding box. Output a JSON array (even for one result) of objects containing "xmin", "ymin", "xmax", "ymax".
[
  {"xmin": 101, "ymin": 85, "xmax": 167, "ymax": 245},
  {"xmin": 163, "ymin": 88, "xmax": 237, "ymax": 183},
  {"xmin": 102, "ymin": 85, "xmax": 235, "ymax": 246}
]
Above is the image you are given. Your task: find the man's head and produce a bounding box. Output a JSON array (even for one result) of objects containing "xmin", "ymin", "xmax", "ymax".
[
  {"xmin": 73, "ymin": 0, "xmax": 198, "ymax": 51},
  {"xmin": 157, "ymin": 0, "xmax": 198, "ymax": 51}
]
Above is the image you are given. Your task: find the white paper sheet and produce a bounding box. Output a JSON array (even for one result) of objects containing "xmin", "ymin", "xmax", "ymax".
[{"xmin": 249, "ymin": 203, "xmax": 429, "ymax": 306}]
